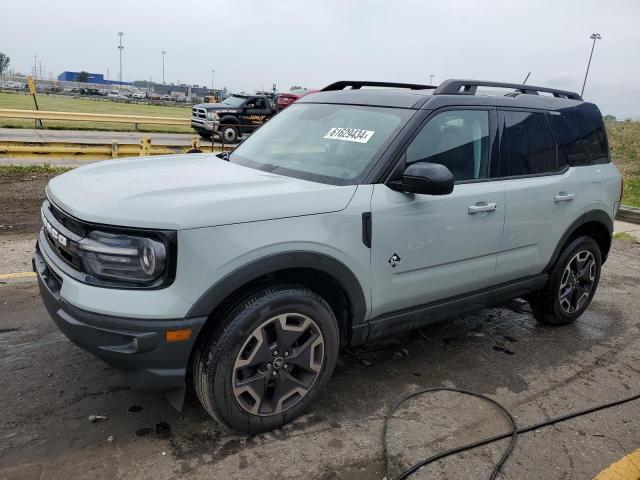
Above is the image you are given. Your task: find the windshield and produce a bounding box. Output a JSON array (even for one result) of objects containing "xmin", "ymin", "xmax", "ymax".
[
  {"xmin": 229, "ymin": 103, "xmax": 413, "ymax": 184},
  {"xmin": 222, "ymin": 96, "xmax": 247, "ymax": 107}
]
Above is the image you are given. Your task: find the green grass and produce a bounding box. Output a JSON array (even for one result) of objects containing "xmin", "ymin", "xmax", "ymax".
[
  {"xmin": 613, "ymin": 231, "xmax": 637, "ymax": 242},
  {"xmin": 606, "ymin": 120, "xmax": 640, "ymax": 207},
  {"xmin": 0, "ymin": 163, "xmax": 72, "ymax": 175},
  {"xmin": 621, "ymin": 178, "xmax": 640, "ymax": 207},
  {"xmin": 0, "ymin": 92, "xmax": 192, "ymax": 133}
]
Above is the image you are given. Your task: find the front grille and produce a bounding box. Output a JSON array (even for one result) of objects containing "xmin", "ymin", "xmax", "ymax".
[
  {"xmin": 49, "ymin": 202, "xmax": 86, "ymax": 236},
  {"xmin": 42, "ymin": 200, "xmax": 85, "ymax": 271},
  {"xmin": 191, "ymin": 107, "xmax": 207, "ymax": 119}
]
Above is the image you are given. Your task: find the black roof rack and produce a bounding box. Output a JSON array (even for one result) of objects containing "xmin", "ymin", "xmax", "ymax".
[
  {"xmin": 433, "ymin": 79, "xmax": 582, "ymax": 101},
  {"xmin": 321, "ymin": 81, "xmax": 436, "ymax": 92}
]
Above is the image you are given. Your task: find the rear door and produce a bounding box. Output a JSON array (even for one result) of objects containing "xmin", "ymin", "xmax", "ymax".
[
  {"xmin": 493, "ymin": 109, "xmax": 584, "ymax": 284},
  {"xmin": 369, "ymin": 108, "xmax": 506, "ymax": 319}
]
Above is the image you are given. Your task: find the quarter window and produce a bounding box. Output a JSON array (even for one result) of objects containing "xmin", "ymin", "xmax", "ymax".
[
  {"xmin": 500, "ymin": 111, "xmax": 558, "ymax": 176},
  {"xmin": 406, "ymin": 110, "xmax": 490, "ymax": 181}
]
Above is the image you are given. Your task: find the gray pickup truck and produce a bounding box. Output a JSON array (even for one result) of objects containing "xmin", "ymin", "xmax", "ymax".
[{"xmin": 191, "ymin": 93, "xmax": 277, "ymax": 143}]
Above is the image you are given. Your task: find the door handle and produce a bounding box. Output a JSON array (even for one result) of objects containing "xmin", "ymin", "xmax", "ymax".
[
  {"xmin": 468, "ymin": 202, "xmax": 497, "ymax": 214},
  {"xmin": 554, "ymin": 192, "xmax": 575, "ymax": 203}
]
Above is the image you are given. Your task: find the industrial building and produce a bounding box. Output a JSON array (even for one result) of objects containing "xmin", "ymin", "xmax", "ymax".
[{"xmin": 56, "ymin": 71, "xmax": 131, "ymax": 86}]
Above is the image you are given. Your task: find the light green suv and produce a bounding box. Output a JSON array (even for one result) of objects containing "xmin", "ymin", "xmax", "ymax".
[{"xmin": 35, "ymin": 80, "xmax": 623, "ymax": 433}]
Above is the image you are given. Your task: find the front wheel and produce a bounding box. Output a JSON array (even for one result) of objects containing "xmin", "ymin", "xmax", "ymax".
[
  {"xmin": 529, "ymin": 236, "xmax": 602, "ymax": 325},
  {"xmin": 193, "ymin": 286, "xmax": 339, "ymax": 433}
]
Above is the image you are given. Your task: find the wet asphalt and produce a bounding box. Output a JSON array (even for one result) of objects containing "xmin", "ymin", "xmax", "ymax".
[{"xmin": 0, "ymin": 239, "xmax": 639, "ymax": 480}]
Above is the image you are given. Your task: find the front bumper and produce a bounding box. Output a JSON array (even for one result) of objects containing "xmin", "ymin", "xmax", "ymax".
[
  {"xmin": 191, "ymin": 118, "xmax": 219, "ymax": 132},
  {"xmin": 33, "ymin": 241, "xmax": 206, "ymax": 394}
]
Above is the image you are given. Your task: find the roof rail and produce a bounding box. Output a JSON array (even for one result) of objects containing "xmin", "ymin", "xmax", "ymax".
[
  {"xmin": 433, "ymin": 79, "xmax": 582, "ymax": 101},
  {"xmin": 321, "ymin": 81, "xmax": 436, "ymax": 92}
]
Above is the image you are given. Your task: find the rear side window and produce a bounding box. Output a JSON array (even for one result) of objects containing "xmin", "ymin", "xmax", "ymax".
[
  {"xmin": 548, "ymin": 107, "xmax": 609, "ymax": 166},
  {"xmin": 500, "ymin": 111, "xmax": 558, "ymax": 176}
]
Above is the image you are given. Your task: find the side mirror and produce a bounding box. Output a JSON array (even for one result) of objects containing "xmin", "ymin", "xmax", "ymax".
[{"xmin": 399, "ymin": 162, "xmax": 454, "ymax": 195}]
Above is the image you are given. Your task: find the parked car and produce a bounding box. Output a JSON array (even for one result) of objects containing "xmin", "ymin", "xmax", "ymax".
[
  {"xmin": 276, "ymin": 89, "xmax": 318, "ymax": 110},
  {"xmin": 4, "ymin": 81, "xmax": 26, "ymax": 90},
  {"xmin": 106, "ymin": 92, "xmax": 128, "ymax": 100},
  {"xmin": 34, "ymin": 79, "xmax": 622, "ymax": 434},
  {"xmin": 191, "ymin": 93, "xmax": 278, "ymax": 142},
  {"xmin": 131, "ymin": 92, "xmax": 147, "ymax": 100}
]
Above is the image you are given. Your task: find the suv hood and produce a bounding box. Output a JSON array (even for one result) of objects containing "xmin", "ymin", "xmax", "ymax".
[{"xmin": 46, "ymin": 154, "xmax": 357, "ymax": 230}]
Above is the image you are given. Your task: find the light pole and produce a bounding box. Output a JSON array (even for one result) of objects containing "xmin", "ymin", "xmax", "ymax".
[
  {"xmin": 161, "ymin": 51, "xmax": 166, "ymax": 84},
  {"xmin": 581, "ymin": 33, "xmax": 601, "ymax": 98},
  {"xmin": 117, "ymin": 32, "xmax": 124, "ymax": 85},
  {"xmin": 429, "ymin": 74, "xmax": 434, "ymax": 86},
  {"xmin": 211, "ymin": 70, "xmax": 215, "ymax": 91},
  {"xmin": 33, "ymin": 54, "xmax": 37, "ymax": 82}
]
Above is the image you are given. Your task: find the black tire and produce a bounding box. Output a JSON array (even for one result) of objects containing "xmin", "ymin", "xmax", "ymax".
[
  {"xmin": 218, "ymin": 125, "xmax": 239, "ymax": 144},
  {"xmin": 529, "ymin": 236, "xmax": 602, "ymax": 325},
  {"xmin": 197, "ymin": 131, "xmax": 212, "ymax": 140},
  {"xmin": 193, "ymin": 286, "xmax": 339, "ymax": 434}
]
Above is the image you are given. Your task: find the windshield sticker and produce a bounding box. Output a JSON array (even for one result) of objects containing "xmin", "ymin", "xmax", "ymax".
[{"xmin": 324, "ymin": 127, "xmax": 375, "ymax": 144}]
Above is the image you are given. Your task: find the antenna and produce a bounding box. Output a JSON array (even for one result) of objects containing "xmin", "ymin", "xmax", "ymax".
[{"xmin": 522, "ymin": 72, "xmax": 531, "ymax": 85}]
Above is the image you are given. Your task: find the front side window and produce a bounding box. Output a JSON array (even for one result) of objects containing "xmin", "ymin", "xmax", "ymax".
[
  {"xmin": 406, "ymin": 110, "xmax": 490, "ymax": 181},
  {"xmin": 229, "ymin": 103, "xmax": 413, "ymax": 184},
  {"xmin": 222, "ymin": 96, "xmax": 247, "ymax": 107},
  {"xmin": 500, "ymin": 111, "xmax": 558, "ymax": 176}
]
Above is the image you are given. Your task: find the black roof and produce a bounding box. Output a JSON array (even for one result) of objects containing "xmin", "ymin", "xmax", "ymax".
[{"xmin": 299, "ymin": 79, "xmax": 587, "ymax": 111}]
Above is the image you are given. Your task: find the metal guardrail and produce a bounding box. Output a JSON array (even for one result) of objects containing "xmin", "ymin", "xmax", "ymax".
[
  {"xmin": 0, "ymin": 136, "xmax": 213, "ymax": 159},
  {"xmin": 0, "ymin": 108, "xmax": 190, "ymax": 126}
]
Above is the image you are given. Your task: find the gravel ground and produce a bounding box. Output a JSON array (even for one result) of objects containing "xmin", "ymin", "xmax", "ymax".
[
  {"xmin": 0, "ymin": 170, "xmax": 53, "ymax": 237},
  {"xmin": 0, "ymin": 237, "xmax": 639, "ymax": 480}
]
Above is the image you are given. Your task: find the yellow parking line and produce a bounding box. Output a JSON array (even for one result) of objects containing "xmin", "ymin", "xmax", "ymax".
[
  {"xmin": 0, "ymin": 271, "xmax": 37, "ymax": 280},
  {"xmin": 594, "ymin": 449, "xmax": 640, "ymax": 480}
]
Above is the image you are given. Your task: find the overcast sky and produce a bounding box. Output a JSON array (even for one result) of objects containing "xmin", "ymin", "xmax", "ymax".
[{"xmin": 1, "ymin": 0, "xmax": 639, "ymax": 117}]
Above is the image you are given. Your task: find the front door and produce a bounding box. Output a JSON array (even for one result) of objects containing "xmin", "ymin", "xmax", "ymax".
[
  {"xmin": 242, "ymin": 97, "xmax": 271, "ymax": 132},
  {"xmin": 369, "ymin": 108, "xmax": 505, "ymax": 320}
]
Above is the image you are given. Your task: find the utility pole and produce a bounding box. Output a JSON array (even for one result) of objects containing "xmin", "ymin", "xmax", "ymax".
[
  {"xmin": 429, "ymin": 74, "xmax": 434, "ymax": 86},
  {"xmin": 581, "ymin": 33, "xmax": 601, "ymax": 98},
  {"xmin": 211, "ymin": 69, "xmax": 215, "ymax": 90},
  {"xmin": 117, "ymin": 32, "xmax": 124, "ymax": 85},
  {"xmin": 33, "ymin": 54, "xmax": 37, "ymax": 82},
  {"xmin": 161, "ymin": 50, "xmax": 166, "ymax": 84}
]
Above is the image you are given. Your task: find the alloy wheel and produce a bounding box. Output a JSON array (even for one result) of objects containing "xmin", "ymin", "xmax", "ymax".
[
  {"xmin": 232, "ymin": 313, "xmax": 324, "ymax": 416},
  {"xmin": 558, "ymin": 250, "xmax": 596, "ymax": 314}
]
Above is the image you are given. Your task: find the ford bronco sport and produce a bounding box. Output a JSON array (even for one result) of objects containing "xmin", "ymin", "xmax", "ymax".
[{"xmin": 35, "ymin": 79, "xmax": 623, "ymax": 433}]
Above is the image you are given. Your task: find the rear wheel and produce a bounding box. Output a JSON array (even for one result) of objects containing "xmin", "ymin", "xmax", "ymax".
[
  {"xmin": 529, "ymin": 236, "xmax": 602, "ymax": 325},
  {"xmin": 193, "ymin": 286, "xmax": 339, "ymax": 433},
  {"xmin": 219, "ymin": 125, "xmax": 239, "ymax": 144}
]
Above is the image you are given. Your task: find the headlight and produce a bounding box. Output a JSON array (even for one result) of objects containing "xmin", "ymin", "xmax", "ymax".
[
  {"xmin": 206, "ymin": 111, "xmax": 219, "ymax": 120},
  {"xmin": 77, "ymin": 231, "xmax": 167, "ymax": 283}
]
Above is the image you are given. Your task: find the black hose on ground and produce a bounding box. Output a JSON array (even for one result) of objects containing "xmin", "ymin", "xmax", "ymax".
[{"xmin": 383, "ymin": 388, "xmax": 640, "ymax": 479}]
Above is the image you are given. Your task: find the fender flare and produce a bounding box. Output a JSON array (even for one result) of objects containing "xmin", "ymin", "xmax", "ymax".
[
  {"xmin": 186, "ymin": 251, "xmax": 367, "ymax": 328},
  {"xmin": 543, "ymin": 209, "xmax": 613, "ymax": 271},
  {"xmin": 218, "ymin": 115, "xmax": 240, "ymax": 126}
]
